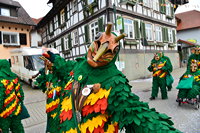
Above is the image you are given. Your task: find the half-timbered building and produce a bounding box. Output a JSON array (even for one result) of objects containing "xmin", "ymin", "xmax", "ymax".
[{"xmin": 38, "ymin": 0, "xmax": 188, "ymax": 80}]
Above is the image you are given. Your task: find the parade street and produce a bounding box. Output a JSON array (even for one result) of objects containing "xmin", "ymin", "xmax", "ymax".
[{"xmin": 22, "ymin": 67, "xmax": 200, "ymax": 133}]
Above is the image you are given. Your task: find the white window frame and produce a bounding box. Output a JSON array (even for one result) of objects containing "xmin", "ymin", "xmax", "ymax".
[
  {"xmin": 124, "ymin": 18, "xmax": 134, "ymax": 39},
  {"xmin": 65, "ymin": 35, "xmax": 69, "ymax": 50},
  {"xmin": 168, "ymin": 28, "xmax": 173, "ymax": 43},
  {"xmin": 2, "ymin": 32, "xmax": 19, "ymax": 46},
  {"xmin": 143, "ymin": 0, "xmax": 152, "ymax": 8},
  {"xmin": 54, "ymin": 15, "xmax": 58, "ymax": 29},
  {"xmin": 155, "ymin": 26, "xmax": 162, "ymax": 42},
  {"xmin": 1, "ymin": 8, "xmax": 10, "ymax": 16},
  {"xmin": 166, "ymin": 3, "xmax": 171, "ymax": 16},
  {"xmin": 145, "ymin": 23, "xmax": 153, "ymax": 41},
  {"xmin": 90, "ymin": 21, "xmax": 99, "ymax": 41},
  {"xmin": 153, "ymin": 0, "xmax": 159, "ymax": 11},
  {"xmin": 60, "ymin": 9, "xmax": 65, "ymax": 24},
  {"xmin": 73, "ymin": 30, "xmax": 79, "ymax": 46},
  {"xmin": 49, "ymin": 21, "xmax": 53, "ymax": 33},
  {"xmin": 73, "ymin": 0, "xmax": 78, "ymax": 13}
]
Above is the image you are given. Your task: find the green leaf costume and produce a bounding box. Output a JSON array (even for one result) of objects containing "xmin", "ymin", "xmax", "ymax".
[
  {"xmin": 148, "ymin": 53, "xmax": 172, "ymax": 99},
  {"xmin": 48, "ymin": 51, "xmax": 181, "ymax": 133},
  {"xmin": 0, "ymin": 59, "xmax": 24, "ymax": 133}
]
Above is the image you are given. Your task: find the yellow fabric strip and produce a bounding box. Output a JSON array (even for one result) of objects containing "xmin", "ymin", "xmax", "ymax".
[{"xmin": 84, "ymin": 88, "xmax": 111, "ymax": 106}]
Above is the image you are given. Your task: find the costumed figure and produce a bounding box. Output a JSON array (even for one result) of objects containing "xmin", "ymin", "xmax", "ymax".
[
  {"xmin": 187, "ymin": 46, "xmax": 200, "ymax": 71},
  {"xmin": 148, "ymin": 52, "xmax": 171, "ymax": 100},
  {"xmin": 177, "ymin": 59, "xmax": 200, "ymax": 102},
  {"xmin": 43, "ymin": 23, "xmax": 181, "ymax": 133},
  {"xmin": 35, "ymin": 50, "xmax": 75, "ymax": 133},
  {"xmin": 0, "ymin": 59, "xmax": 24, "ymax": 133},
  {"xmin": 159, "ymin": 52, "xmax": 174, "ymax": 91}
]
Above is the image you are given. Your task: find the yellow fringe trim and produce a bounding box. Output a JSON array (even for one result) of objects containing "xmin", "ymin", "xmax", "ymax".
[
  {"xmin": 105, "ymin": 122, "xmax": 118, "ymax": 133},
  {"xmin": 64, "ymin": 128, "xmax": 77, "ymax": 133},
  {"xmin": 60, "ymin": 96, "xmax": 72, "ymax": 112},
  {"xmin": 0, "ymin": 98, "xmax": 18, "ymax": 117},
  {"xmin": 14, "ymin": 104, "xmax": 21, "ymax": 115},
  {"xmin": 4, "ymin": 92, "xmax": 15, "ymax": 104},
  {"xmin": 80, "ymin": 114, "xmax": 108, "ymax": 133},
  {"xmin": 84, "ymin": 88, "xmax": 111, "ymax": 106},
  {"xmin": 46, "ymin": 98, "xmax": 60, "ymax": 110}
]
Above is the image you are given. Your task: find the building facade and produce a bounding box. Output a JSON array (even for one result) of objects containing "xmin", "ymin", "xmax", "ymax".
[
  {"xmin": 176, "ymin": 10, "xmax": 200, "ymax": 65},
  {"xmin": 0, "ymin": 0, "xmax": 35, "ymax": 59},
  {"xmin": 38, "ymin": 0, "xmax": 187, "ymax": 80}
]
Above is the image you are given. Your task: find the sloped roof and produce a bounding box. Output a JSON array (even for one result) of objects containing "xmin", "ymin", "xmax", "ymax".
[
  {"xmin": 178, "ymin": 39, "xmax": 197, "ymax": 46},
  {"xmin": 176, "ymin": 10, "xmax": 200, "ymax": 31},
  {"xmin": 0, "ymin": 0, "xmax": 35, "ymax": 26},
  {"xmin": 32, "ymin": 17, "xmax": 43, "ymax": 25},
  {"xmin": 0, "ymin": 0, "xmax": 19, "ymax": 7}
]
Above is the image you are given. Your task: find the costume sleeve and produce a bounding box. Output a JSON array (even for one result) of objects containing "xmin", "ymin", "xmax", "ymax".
[
  {"xmin": 148, "ymin": 64, "xmax": 153, "ymax": 72},
  {"xmin": 52, "ymin": 56, "xmax": 76, "ymax": 79},
  {"xmin": 166, "ymin": 57, "xmax": 173, "ymax": 73},
  {"xmin": 106, "ymin": 76, "xmax": 181, "ymax": 133}
]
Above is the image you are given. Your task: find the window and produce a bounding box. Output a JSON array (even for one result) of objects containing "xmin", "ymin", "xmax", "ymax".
[
  {"xmin": 155, "ymin": 26, "xmax": 162, "ymax": 42},
  {"xmin": 60, "ymin": 9, "xmax": 65, "ymax": 24},
  {"xmin": 1, "ymin": 8, "xmax": 10, "ymax": 16},
  {"xmin": 168, "ymin": 28, "xmax": 173, "ymax": 43},
  {"xmin": 153, "ymin": 0, "xmax": 159, "ymax": 11},
  {"xmin": 166, "ymin": 3, "xmax": 171, "ymax": 16},
  {"xmin": 73, "ymin": 0, "xmax": 78, "ymax": 12},
  {"xmin": 2, "ymin": 32, "xmax": 19, "ymax": 45},
  {"xmin": 65, "ymin": 35, "xmax": 69, "ymax": 50},
  {"xmin": 124, "ymin": 18, "xmax": 134, "ymax": 39},
  {"xmin": 49, "ymin": 21, "xmax": 53, "ymax": 33},
  {"xmin": 54, "ymin": 15, "xmax": 58, "ymax": 29},
  {"xmin": 73, "ymin": 30, "xmax": 78, "ymax": 45},
  {"xmin": 90, "ymin": 21, "xmax": 99, "ymax": 41},
  {"xmin": 88, "ymin": 0, "xmax": 94, "ymax": 5},
  {"xmin": 145, "ymin": 23, "xmax": 153, "ymax": 41},
  {"xmin": 143, "ymin": 0, "xmax": 152, "ymax": 8}
]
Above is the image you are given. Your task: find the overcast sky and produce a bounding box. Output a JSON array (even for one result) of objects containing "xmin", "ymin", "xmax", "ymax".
[
  {"xmin": 14, "ymin": 0, "xmax": 52, "ymax": 19},
  {"xmin": 14, "ymin": 0, "xmax": 200, "ymax": 18}
]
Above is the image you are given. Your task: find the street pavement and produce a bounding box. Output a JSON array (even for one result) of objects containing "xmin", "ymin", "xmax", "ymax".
[{"xmin": 22, "ymin": 67, "xmax": 200, "ymax": 133}]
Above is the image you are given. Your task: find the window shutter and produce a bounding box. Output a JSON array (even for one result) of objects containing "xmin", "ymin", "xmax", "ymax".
[
  {"xmin": 163, "ymin": 0, "xmax": 166, "ymax": 14},
  {"xmin": 84, "ymin": 25, "xmax": 90, "ymax": 44},
  {"xmin": 140, "ymin": 22, "xmax": 146, "ymax": 38},
  {"xmin": 52, "ymin": 19, "xmax": 55, "ymax": 31},
  {"xmin": 61, "ymin": 38, "xmax": 64, "ymax": 51},
  {"xmin": 65, "ymin": 7, "xmax": 68, "ymax": 21},
  {"xmin": 134, "ymin": 20, "xmax": 140, "ymax": 40},
  {"xmin": 0, "ymin": 31, "xmax": 2, "ymax": 44},
  {"xmin": 172, "ymin": 30, "xmax": 176, "ymax": 43},
  {"xmin": 54, "ymin": 42, "xmax": 56, "ymax": 48},
  {"xmin": 58, "ymin": 13, "xmax": 61, "ymax": 26},
  {"xmin": 171, "ymin": 5, "xmax": 174, "ymax": 17},
  {"xmin": 98, "ymin": 17, "xmax": 104, "ymax": 32},
  {"xmin": 162, "ymin": 27, "xmax": 165, "ymax": 42},
  {"xmin": 165, "ymin": 28, "xmax": 169, "ymax": 42},
  {"xmin": 160, "ymin": 0, "xmax": 166, "ymax": 14},
  {"xmin": 68, "ymin": 34, "xmax": 72, "ymax": 49},
  {"xmin": 19, "ymin": 33, "xmax": 27, "ymax": 45},
  {"xmin": 48, "ymin": 23, "xmax": 50, "ymax": 34}
]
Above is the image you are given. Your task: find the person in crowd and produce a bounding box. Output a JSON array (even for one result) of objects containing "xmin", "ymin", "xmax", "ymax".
[
  {"xmin": 148, "ymin": 52, "xmax": 172, "ymax": 100},
  {"xmin": 43, "ymin": 23, "xmax": 181, "ymax": 133},
  {"xmin": 0, "ymin": 59, "xmax": 25, "ymax": 133}
]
